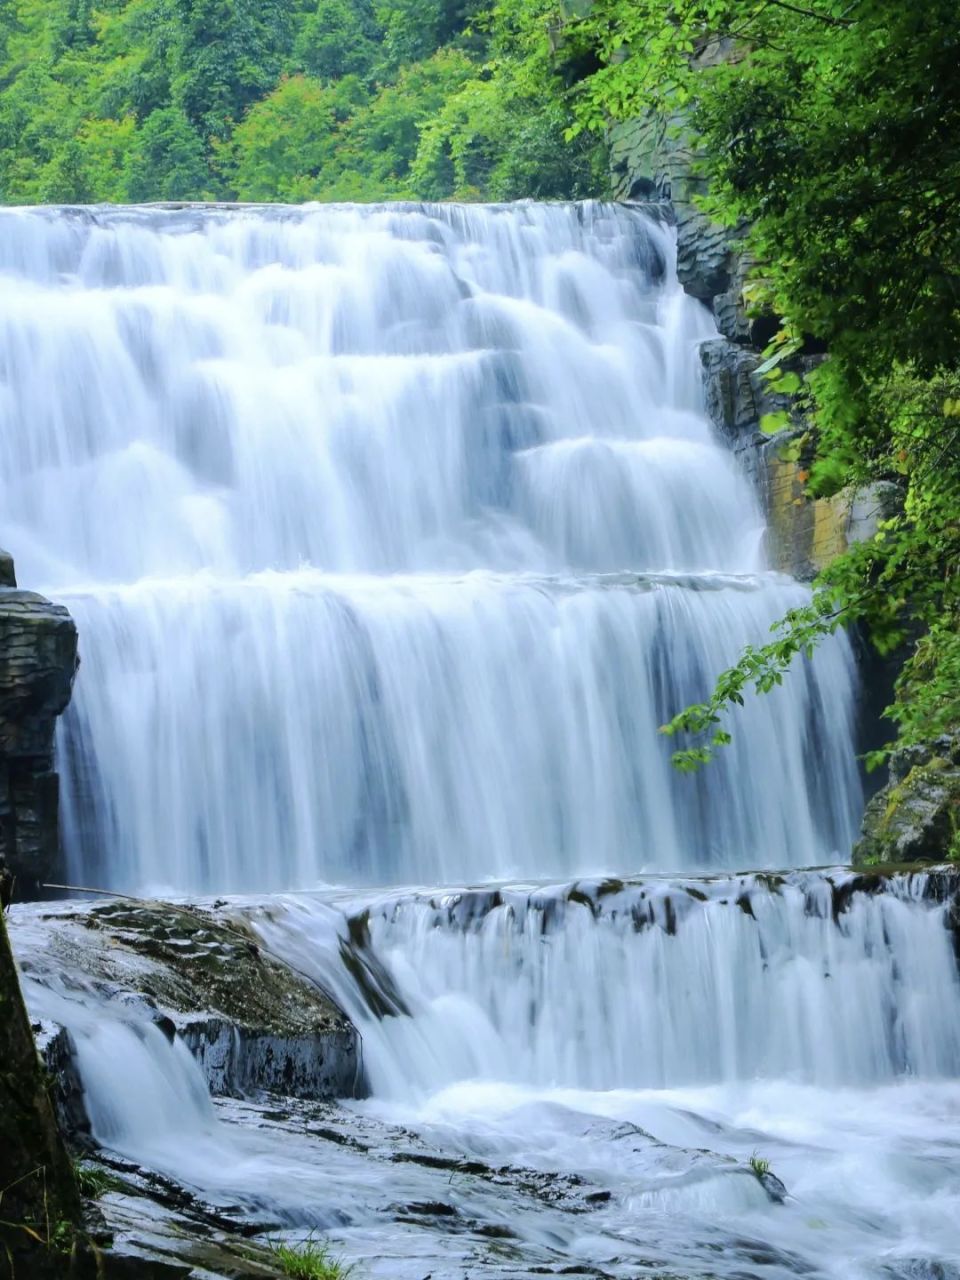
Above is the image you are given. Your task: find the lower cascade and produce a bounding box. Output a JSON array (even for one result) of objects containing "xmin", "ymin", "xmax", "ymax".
[
  {"xmin": 12, "ymin": 871, "xmax": 960, "ymax": 1278},
  {"xmin": 2, "ymin": 200, "xmax": 956, "ymax": 1278}
]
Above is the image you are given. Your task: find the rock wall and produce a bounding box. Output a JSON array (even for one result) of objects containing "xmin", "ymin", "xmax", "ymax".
[
  {"xmin": 610, "ymin": 112, "xmax": 889, "ymax": 582},
  {"xmin": 0, "ymin": 552, "xmax": 79, "ymax": 898},
  {"xmin": 0, "ymin": 911, "xmax": 82, "ymax": 1276},
  {"xmin": 854, "ymin": 735, "xmax": 960, "ymax": 866}
]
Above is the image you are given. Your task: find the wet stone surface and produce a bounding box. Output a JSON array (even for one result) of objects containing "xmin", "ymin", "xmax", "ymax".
[{"xmin": 15, "ymin": 898, "xmax": 362, "ymax": 1105}]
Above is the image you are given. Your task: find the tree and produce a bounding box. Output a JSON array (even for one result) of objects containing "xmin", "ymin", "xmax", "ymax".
[{"xmin": 123, "ymin": 104, "xmax": 209, "ymax": 200}]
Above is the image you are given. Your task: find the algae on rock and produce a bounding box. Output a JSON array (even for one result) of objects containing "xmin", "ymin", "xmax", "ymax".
[{"xmin": 854, "ymin": 736, "xmax": 960, "ymax": 866}]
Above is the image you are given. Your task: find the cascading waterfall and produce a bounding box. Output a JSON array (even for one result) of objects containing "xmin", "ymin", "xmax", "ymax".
[
  {"xmin": 253, "ymin": 873, "xmax": 960, "ymax": 1098},
  {"xmin": 6, "ymin": 200, "xmax": 958, "ymax": 1278},
  {"xmin": 0, "ymin": 201, "xmax": 859, "ymax": 892}
]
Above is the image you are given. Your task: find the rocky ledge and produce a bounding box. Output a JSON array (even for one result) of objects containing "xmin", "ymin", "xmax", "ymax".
[
  {"xmin": 15, "ymin": 897, "xmax": 363, "ymax": 1131},
  {"xmin": 0, "ymin": 552, "xmax": 79, "ymax": 897}
]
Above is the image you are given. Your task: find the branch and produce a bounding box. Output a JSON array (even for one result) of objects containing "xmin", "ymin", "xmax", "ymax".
[{"xmin": 766, "ymin": 0, "xmax": 855, "ymax": 24}]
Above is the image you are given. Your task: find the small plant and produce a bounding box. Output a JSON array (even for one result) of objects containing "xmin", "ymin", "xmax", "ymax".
[
  {"xmin": 749, "ymin": 1152, "xmax": 771, "ymax": 1179},
  {"xmin": 267, "ymin": 1236, "xmax": 353, "ymax": 1280},
  {"xmin": 74, "ymin": 1161, "xmax": 123, "ymax": 1199}
]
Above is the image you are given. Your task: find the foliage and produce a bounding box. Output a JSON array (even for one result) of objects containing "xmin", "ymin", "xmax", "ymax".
[
  {"xmin": 748, "ymin": 1153, "xmax": 770, "ymax": 1178},
  {"xmin": 546, "ymin": 0, "xmax": 960, "ymax": 768},
  {"xmin": 267, "ymin": 1236, "xmax": 353, "ymax": 1280},
  {"xmin": 0, "ymin": 0, "xmax": 603, "ymax": 203},
  {"xmin": 73, "ymin": 1161, "xmax": 123, "ymax": 1199}
]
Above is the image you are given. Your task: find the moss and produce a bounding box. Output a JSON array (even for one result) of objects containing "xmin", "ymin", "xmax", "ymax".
[
  {"xmin": 855, "ymin": 752, "xmax": 960, "ymax": 866},
  {"xmin": 76, "ymin": 901, "xmax": 347, "ymax": 1038}
]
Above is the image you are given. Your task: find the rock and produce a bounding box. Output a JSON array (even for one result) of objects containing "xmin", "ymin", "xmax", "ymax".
[
  {"xmin": 0, "ymin": 912, "xmax": 82, "ymax": 1274},
  {"xmin": 23, "ymin": 898, "xmax": 363, "ymax": 1118},
  {"xmin": 763, "ymin": 451, "xmax": 900, "ymax": 581},
  {"xmin": 854, "ymin": 736, "xmax": 960, "ymax": 865},
  {"xmin": 609, "ymin": 81, "xmax": 753, "ymax": 342},
  {"xmin": 0, "ymin": 549, "xmax": 16, "ymax": 588},
  {"xmin": 0, "ymin": 571, "xmax": 79, "ymax": 898},
  {"xmin": 700, "ymin": 339, "xmax": 765, "ymax": 438},
  {"xmin": 758, "ymin": 1169, "xmax": 788, "ymax": 1203}
]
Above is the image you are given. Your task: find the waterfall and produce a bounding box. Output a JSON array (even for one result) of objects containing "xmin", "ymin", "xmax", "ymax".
[
  {"xmin": 10, "ymin": 199, "xmax": 952, "ymax": 1279},
  {"xmin": 12, "ymin": 871, "xmax": 960, "ymax": 1279},
  {"xmin": 253, "ymin": 873, "xmax": 960, "ymax": 1099},
  {"xmin": 0, "ymin": 201, "xmax": 860, "ymax": 893}
]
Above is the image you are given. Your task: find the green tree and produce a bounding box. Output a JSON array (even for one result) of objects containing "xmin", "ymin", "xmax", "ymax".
[
  {"xmin": 293, "ymin": 0, "xmax": 380, "ymax": 81},
  {"xmin": 123, "ymin": 104, "xmax": 209, "ymax": 200},
  {"xmin": 228, "ymin": 73, "xmax": 365, "ymax": 200}
]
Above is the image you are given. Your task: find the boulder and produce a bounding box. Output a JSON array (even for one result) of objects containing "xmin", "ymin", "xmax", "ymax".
[
  {"xmin": 854, "ymin": 736, "xmax": 960, "ymax": 865},
  {"xmin": 20, "ymin": 898, "xmax": 363, "ymax": 1116}
]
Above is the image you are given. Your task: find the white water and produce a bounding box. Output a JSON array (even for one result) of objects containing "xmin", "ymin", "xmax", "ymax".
[
  {"xmin": 6, "ymin": 200, "xmax": 957, "ymax": 1278},
  {"xmin": 0, "ymin": 201, "xmax": 859, "ymax": 891},
  {"xmin": 13, "ymin": 873, "xmax": 960, "ymax": 1278}
]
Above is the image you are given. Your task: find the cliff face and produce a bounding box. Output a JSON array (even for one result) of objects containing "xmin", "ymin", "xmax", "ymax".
[
  {"xmin": 610, "ymin": 112, "xmax": 886, "ymax": 582},
  {"xmin": 608, "ymin": 117, "xmax": 952, "ymax": 858},
  {"xmin": 0, "ymin": 554, "xmax": 79, "ymax": 898}
]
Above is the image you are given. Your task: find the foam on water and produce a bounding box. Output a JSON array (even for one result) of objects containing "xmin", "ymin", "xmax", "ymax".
[{"xmin": 12, "ymin": 874, "xmax": 960, "ymax": 1278}]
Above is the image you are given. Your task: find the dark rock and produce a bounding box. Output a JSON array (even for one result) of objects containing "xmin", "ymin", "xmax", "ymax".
[
  {"xmin": 0, "ymin": 549, "xmax": 16, "ymax": 588},
  {"xmin": 26, "ymin": 899, "xmax": 364, "ymax": 1120},
  {"xmin": 758, "ymin": 1170, "xmax": 788, "ymax": 1203},
  {"xmin": 0, "ymin": 913, "xmax": 82, "ymax": 1273},
  {"xmin": 0, "ymin": 570, "xmax": 79, "ymax": 898}
]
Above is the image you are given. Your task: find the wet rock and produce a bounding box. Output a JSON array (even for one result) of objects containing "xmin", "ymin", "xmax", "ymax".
[
  {"xmin": 0, "ymin": 913, "xmax": 83, "ymax": 1274},
  {"xmin": 854, "ymin": 736, "xmax": 960, "ymax": 866},
  {"xmin": 0, "ymin": 562, "xmax": 79, "ymax": 898},
  {"xmin": 757, "ymin": 1169, "xmax": 788, "ymax": 1203},
  {"xmin": 608, "ymin": 94, "xmax": 750, "ymax": 340},
  {"xmin": 24, "ymin": 899, "xmax": 363, "ymax": 1115}
]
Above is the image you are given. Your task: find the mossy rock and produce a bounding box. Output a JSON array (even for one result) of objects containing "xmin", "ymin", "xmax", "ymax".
[
  {"xmin": 854, "ymin": 738, "xmax": 960, "ymax": 866},
  {"xmin": 21, "ymin": 900, "xmax": 362, "ymax": 1107}
]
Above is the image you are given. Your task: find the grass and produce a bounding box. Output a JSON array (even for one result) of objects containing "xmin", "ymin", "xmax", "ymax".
[
  {"xmin": 73, "ymin": 1161, "xmax": 124, "ymax": 1199},
  {"xmin": 267, "ymin": 1237, "xmax": 353, "ymax": 1280},
  {"xmin": 748, "ymin": 1152, "xmax": 771, "ymax": 1179}
]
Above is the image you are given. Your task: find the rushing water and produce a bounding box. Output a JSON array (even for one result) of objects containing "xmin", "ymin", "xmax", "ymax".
[
  {"xmin": 0, "ymin": 201, "xmax": 859, "ymax": 891},
  {"xmin": 12, "ymin": 873, "xmax": 960, "ymax": 1279},
  {"xmin": 4, "ymin": 201, "xmax": 956, "ymax": 1278}
]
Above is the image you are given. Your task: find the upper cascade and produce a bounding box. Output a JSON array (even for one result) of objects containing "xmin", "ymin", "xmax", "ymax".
[{"xmin": 0, "ymin": 202, "xmax": 861, "ymax": 892}]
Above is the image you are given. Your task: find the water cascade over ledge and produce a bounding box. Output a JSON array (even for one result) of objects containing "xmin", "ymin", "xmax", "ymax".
[
  {"xmin": 0, "ymin": 201, "xmax": 860, "ymax": 891},
  {"xmin": 11, "ymin": 870, "xmax": 960, "ymax": 1279}
]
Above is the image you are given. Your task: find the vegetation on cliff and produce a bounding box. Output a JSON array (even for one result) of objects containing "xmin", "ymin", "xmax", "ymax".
[{"xmin": 580, "ymin": 0, "xmax": 960, "ymax": 782}]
